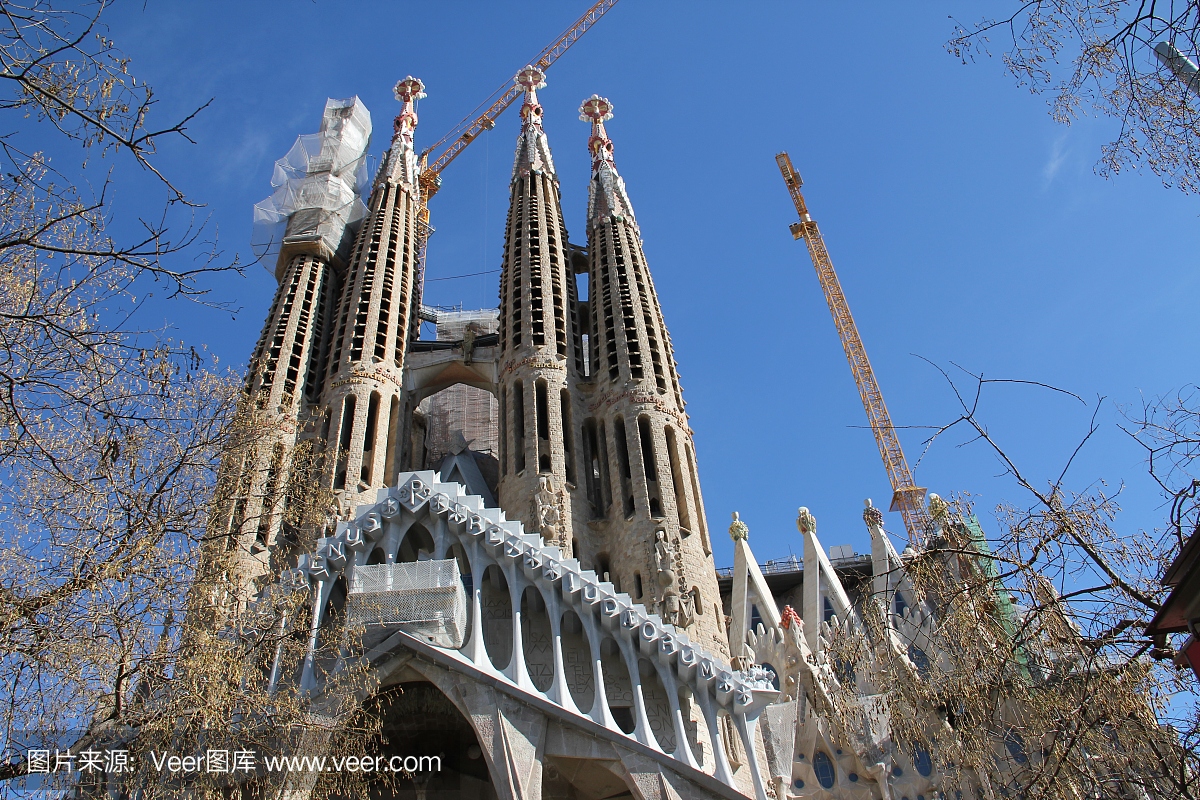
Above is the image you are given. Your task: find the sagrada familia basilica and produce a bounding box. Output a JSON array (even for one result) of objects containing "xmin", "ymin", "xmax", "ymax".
[{"xmin": 211, "ymin": 66, "xmax": 1143, "ymax": 800}]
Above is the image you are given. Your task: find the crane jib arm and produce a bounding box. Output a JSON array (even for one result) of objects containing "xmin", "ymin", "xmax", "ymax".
[{"xmin": 774, "ymin": 153, "xmax": 929, "ymax": 537}]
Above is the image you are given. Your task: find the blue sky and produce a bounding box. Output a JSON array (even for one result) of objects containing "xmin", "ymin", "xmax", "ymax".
[{"xmin": 99, "ymin": 1, "xmax": 1200, "ymax": 572}]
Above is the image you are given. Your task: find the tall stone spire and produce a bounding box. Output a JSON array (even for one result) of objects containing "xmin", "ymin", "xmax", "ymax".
[
  {"xmin": 322, "ymin": 77, "xmax": 426, "ymax": 501},
  {"xmin": 497, "ymin": 67, "xmax": 585, "ymax": 555},
  {"xmin": 577, "ymin": 96, "xmax": 723, "ymax": 655}
]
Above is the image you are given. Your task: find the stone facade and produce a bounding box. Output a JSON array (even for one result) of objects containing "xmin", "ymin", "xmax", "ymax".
[
  {"xmin": 219, "ymin": 75, "xmax": 766, "ymax": 799},
  {"xmin": 215, "ymin": 98, "xmax": 371, "ymax": 595},
  {"xmin": 210, "ymin": 75, "xmax": 1171, "ymax": 800},
  {"xmin": 232, "ymin": 81, "xmax": 726, "ymax": 654}
]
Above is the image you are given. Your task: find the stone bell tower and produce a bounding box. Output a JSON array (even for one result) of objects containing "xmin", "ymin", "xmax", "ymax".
[
  {"xmin": 496, "ymin": 66, "xmax": 587, "ymax": 556},
  {"xmin": 322, "ymin": 77, "xmax": 427, "ymax": 506},
  {"xmin": 576, "ymin": 95, "xmax": 725, "ymax": 656}
]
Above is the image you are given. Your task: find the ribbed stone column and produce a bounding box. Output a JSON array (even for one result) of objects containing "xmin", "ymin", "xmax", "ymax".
[
  {"xmin": 496, "ymin": 67, "xmax": 587, "ymax": 556},
  {"xmin": 578, "ymin": 95, "xmax": 724, "ymax": 656},
  {"xmin": 322, "ymin": 78, "xmax": 426, "ymax": 507}
]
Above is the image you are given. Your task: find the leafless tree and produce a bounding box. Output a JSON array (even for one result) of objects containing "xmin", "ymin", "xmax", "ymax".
[
  {"xmin": 0, "ymin": 3, "xmax": 386, "ymax": 796},
  {"xmin": 827, "ymin": 368, "xmax": 1198, "ymax": 798},
  {"xmin": 950, "ymin": 1, "xmax": 1200, "ymax": 192}
]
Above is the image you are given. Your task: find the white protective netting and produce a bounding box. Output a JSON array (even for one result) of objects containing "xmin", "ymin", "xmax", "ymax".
[
  {"xmin": 434, "ymin": 308, "xmax": 499, "ymax": 341},
  {"xmin": 346, "ymin": 559, "xmax": 467, "ymax": 649},
  {"xmin": 252, "ymin": 97, "xmax": 372, "ymax": 270}
]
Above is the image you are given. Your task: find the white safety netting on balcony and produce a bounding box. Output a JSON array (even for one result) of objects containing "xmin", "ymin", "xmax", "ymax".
[
  {"xmin": 346, "ymin": 559, "xmax": 467, "ymax": 649},
  {"xmin": 252, "ymin": 96, "xmax": 372, "ymax": 270}
]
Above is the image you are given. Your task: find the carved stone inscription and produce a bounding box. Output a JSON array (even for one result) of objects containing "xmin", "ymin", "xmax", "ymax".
[
  {"xmin": 520, "ymin": 588, "xmax": 554, "ymax": 692},
  {"xmin": 638, "ymin": 658, "xmax": 677, "ymax": 753},
  {"xmin": 560, "ymin": 618, "xmax": 595, "ymax": 713},
  {"xmin": 481, "ymin": 567, "xmax": 513, "ymax": 670},
  {"xmin": 604, "ymin": 642, "xmax": 633, "ymax": 705}
]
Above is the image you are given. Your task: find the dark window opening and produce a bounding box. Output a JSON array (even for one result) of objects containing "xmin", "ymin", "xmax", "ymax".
[
  {"xmin": 361, "ymin": 391, "xmax": 380, "ymax": 484},
  {"xmin": 597, "ymin": 421, "xmax": 612, "ymax": 517},
  {"xmin": 613, "ymin": 416, "xmax": 634, "ymax": 518},
  {"xmin": 383, "ymin": 395, "xmax": 400, "ymax": 488},
  {"xmin": 536, "ymin": 379, "xmax": 551, "ymax": 473},
  {"xmin": 665, "ymin": 426, "xmax": 690, "ymax": 533},
  {"xmin": 536, "ymin": 380, "xmax": 550, "ymax": 440},
  {"xmin": 813, "ymin": 751, "xmax": 836, "ymax": 789},
  {"xmin": 335, "ymin": 395, "xmax": 356, "ymax": 490},
  {"xmin": 638, "ymin": 416, "xmax": 663, "ymax": 518},
  {"xmin": 610, "ymin": 707, "xmax": 635, "ymax": 734},
  {"xmin": 583, "ymin": 418, "xmax": 608, "ymax": 518},
  {"xmin": 596, "ymin": 554, "xmax": 611, "ymax": 584},
  {"xmin": 561, "ymin": 390, "xmax": 575, "ymax": 484},
  {"xmin": 513, "ymin": 381, "xmax": 526, "ymax": 473}
]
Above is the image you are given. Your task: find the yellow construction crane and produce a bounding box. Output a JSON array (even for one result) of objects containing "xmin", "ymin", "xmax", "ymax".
[{"xmin": 775, "ymin": 153, "xmax": 929, "ymax": 540}]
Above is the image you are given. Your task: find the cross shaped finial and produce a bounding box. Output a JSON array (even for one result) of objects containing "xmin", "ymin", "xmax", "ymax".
[
  {"xmin": 515, "ymin": 65, "xmax": 547, "ymax": 93},
  {"xmin": 579, "ymin": 94, "xmax": 614, "ymax": 123},
  {"xmin": 393, "ymin": 76, "xmax": 427, "ymax": 103}
]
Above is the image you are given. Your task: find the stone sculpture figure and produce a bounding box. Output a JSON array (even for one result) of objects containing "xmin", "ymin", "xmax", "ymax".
[
  {"xmin": 654, "ymin": 528, "xmax": 676, "ymax": 581},
  {"xmin": 534, "ymin": 475, "xmax": 565, "ymax": 546},
  {"xmin": 654, "ymin": 528, "xmax": 684, "ymax": 624}
]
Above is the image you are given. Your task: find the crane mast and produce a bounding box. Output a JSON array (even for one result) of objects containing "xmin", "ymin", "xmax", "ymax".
[{"xmin": 775, "ymin": 152, "xmax": 929, "ymax": 540}]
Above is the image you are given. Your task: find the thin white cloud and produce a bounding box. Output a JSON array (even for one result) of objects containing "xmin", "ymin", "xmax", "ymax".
[
  {"xmin": 217, "ymin": 128, "xmax": 273, "ymax": 189},
  {"xmin": 1042, "ymin": 132, "xmax": 1070, "ymax": 188}
]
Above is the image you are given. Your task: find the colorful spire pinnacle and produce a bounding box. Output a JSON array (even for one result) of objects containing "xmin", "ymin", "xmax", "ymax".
[
  {"xmin": 387, "ymin": 76, "xmax": 425, "ymax": 188},
  {"xmin": 580, "ymin": 94, "xmax": 633, "ymax": 227},
  {"xmin": 392, "ymin": 76, "xmax": 426, "ymax": 136},
  {"xmin": 511, "ymin": 66, "xmax": 555, "ymax": 182},
  {"xmin": 515, "ymin": 65, "xmax": 547, "ymax": 127},
  {"xmin": 579, "ymin": 94, "xmax": 614, "ymax": 166}
]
